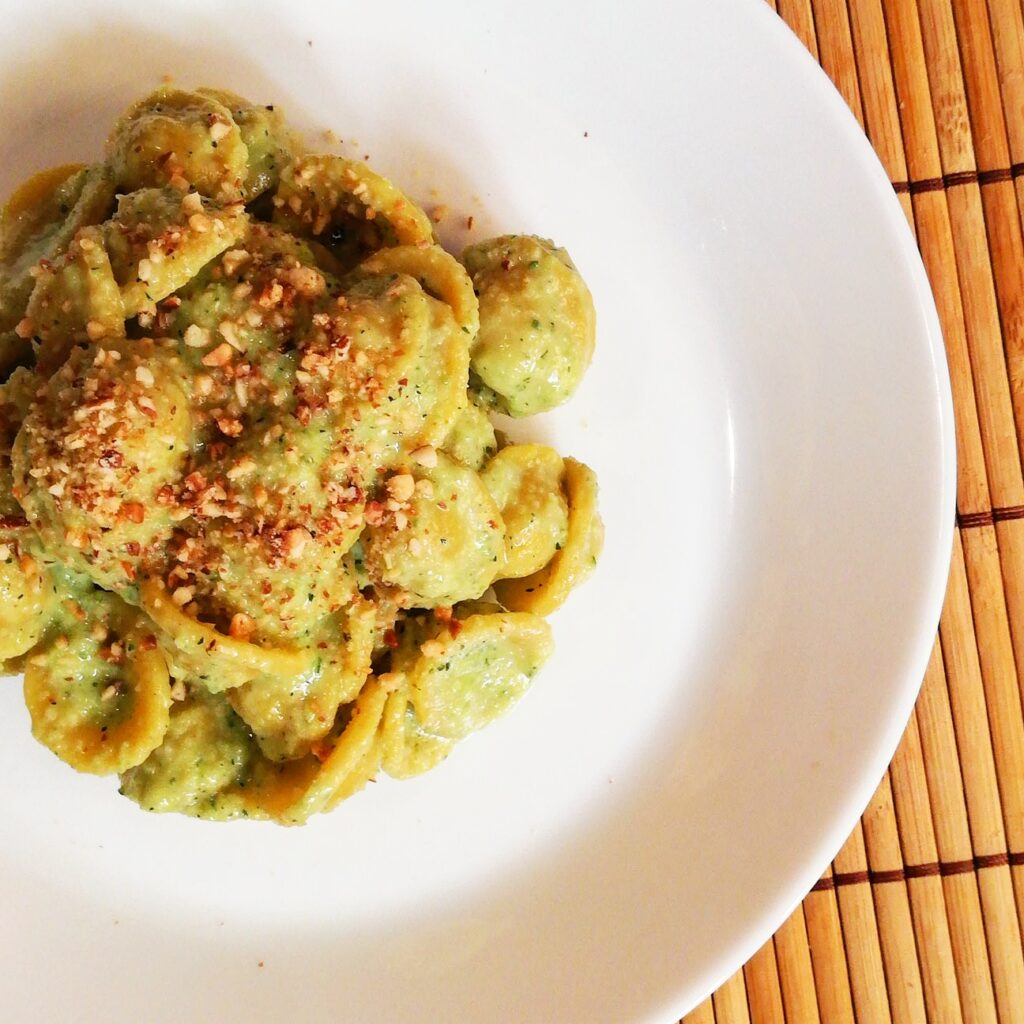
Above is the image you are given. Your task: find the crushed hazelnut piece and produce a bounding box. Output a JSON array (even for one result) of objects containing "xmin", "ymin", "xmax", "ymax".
[
  {"xmin": 219, "ymin": 320, "xmax": 244, "ymax": 351},
  {"xmin": 420, "ymin": 639, "xmax": 444, "ymax": 659},
  {"xmin": 169, "ymin": 679, "xmax": 187, "ymax": 701},
  {"xmin": 221, "ymin": 249, "xmax": 251, "ymax": 276},
  {"xmin": 216, "ymin": 416, "xmax": 243, "ymax": 437},
  {"xmin": 202, "ymin": 342, "xmax": 235, "ymax": 367},
  {"xmin": 121, "ymin": 502, "xmax": 145, "ymax": 524},
  {"xmin": 229, "ymin": 613, "xmax": 255, "ymax": 640},
  {"xmin": 283, "ymin": 265, "xmax": 325, "ymax": 297},
  {"xmin": 283, "ymin": 527, "xmax": 312, "ymax": 559},
  {"xmin": 184, "ymin": 324, "xmax": 212, "ymax": 348},
  {"xmin": 226, "ymin": 456, "xmax": 257, "ymax": 480},
  {"xmin": 409, "ymin": 445, "xmax": 437, "ymax": 468},
  {"xmin": 171, "ymin": 585, "xmax": 195, "ymax": 606},
  {"xmin": 135, "ymin": 365, "xmax": 155, "ymax": 387},
  {"xmin": 386, "ymin": 474, "xmax": 415, "ymax": 503},
  {"xmin": 377, "ymin": 671, "xmax": 406, "ymax": 693},
  {"xmin": 85, "ymin": 320, "xmax": 107, "ymax": 341}
]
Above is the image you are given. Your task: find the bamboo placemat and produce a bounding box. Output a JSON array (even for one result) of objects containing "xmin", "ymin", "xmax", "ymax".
[{"xmin": 682, "ymin": 1, "xmax": 1024, "ymax": 1021}]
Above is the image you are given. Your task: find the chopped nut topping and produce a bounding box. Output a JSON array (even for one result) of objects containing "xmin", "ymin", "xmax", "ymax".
[
  {"xmin": 221, "ymin": 249, "xmax": 251, "ymax": 276},
  {"xmin": 226, "ymin": 456, "xmax": 257, "ymax": 480},
  {"xmin": 134, "ymin": 365, "xmax": 155, "ymax": 387},
  {"xmin": 216, "ymin": 416, "xmax": 243, "ymax": 437},
  {"xmin": 377, "ymin": 671, "xmax": 406, "ymax": 693},
  {"xmin": 181, "ymin": 191, "xmax": 205, "ymax": 215},
  {"xmin": 282, "ymin": 265, "xmax": 325, "ymax": 297},
  {"xmin": 229, "ymin": 612, "xmax": 255, "ymax": 639},
  {"xmin": 409, "ymin": 445, "xmax": 437, "ymax": 468},
  {"xmin": 386, "ymin": 474, "xmax": 415, "ymax": 503},
  {"xmin": 85, "ymin": 320, "xmax": 107, "ymax": 341},
  {"xmin": 218, "ymin": 320, "xmax": 244, "ymax": 351},
  {"xmin": 184, "ymin": 324, "xmax": 212, "ymax": 348},
  {"xmin": 420, "ymin": 639, "xmax": 444, "ymax": 659},
  {"xmin": 202, "ymin": 342, "xmax": 235, "ymax": 367},
  {"xmin": 121, "ymin": 502, "xmax": 145, "ymax": 524},
  {"xmin": 283, "ymin": 527, "xmax": 312, "ymax": 559}
]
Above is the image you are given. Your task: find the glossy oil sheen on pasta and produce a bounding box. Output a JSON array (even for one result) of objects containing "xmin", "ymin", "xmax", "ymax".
[{"xmin": 0, "ymin": 85, "xmax": 602, "ymax": 825}]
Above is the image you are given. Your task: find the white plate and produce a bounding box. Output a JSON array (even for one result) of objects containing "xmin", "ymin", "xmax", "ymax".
[{"xmin": 0, "ymin": 1, "xmax": 954, "ymax": 1021}]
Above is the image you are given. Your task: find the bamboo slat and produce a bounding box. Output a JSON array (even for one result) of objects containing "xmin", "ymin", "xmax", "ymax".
[
  {"xmin": 808, "ymin": 0, "xmax": 862, "ymax": 123},
  {"xmin": 937, "ymin": 534, "xmax": 1024, "ymax": 1020},
  {"xmin": 916, "ymin": 0, "xmax": 1024, "ymax": 509},
  {"xmin": 692, "ymin": 1, "xmax": 1024, "ymax": 1019},
  {"xmin": 743, "ymin": 943, "xmax": 787, "ymax": 1024},
  {"xmin": 889, "ymin": 703, "xmax": 965, "ymax": 1022},
  {"xmin": 776, "ymin": 0, "xmax": 820, "ymax": 56},
  {"xmin": 915, "ymin": 627, "xmax": 1000, "ymax": 1023},
  {"xmin": 681, "ymin": 997, "xmax": 716, "ymax": 1024},
  {"xmin": 802, "ymin": 868, "xmax": 857, "ymax": 1023},
  {"xmin": 860, "ymin": 775, "xmax": 929, "ymax": 1024},
  {"xmin": 985, "ymin": 0, "xmax": 1024, "ymax": 245},
  {"xmin": 952, "ymin": 0, "xmax": 1024, "ymax": 729},
  {"xmin": 832, "ymin": 824, "xmax": 895, "ymax": 1023},
  {"xmin": 713, "ymin": 970, "xmax": 753, "ymax": 1024},
  {"xmin": 772, "ymin": 908, "xmax": 822, "ymax": 1023},
  {"xmin": 881, "ymin": 1, "xmax": 992, "ymax": 515}
]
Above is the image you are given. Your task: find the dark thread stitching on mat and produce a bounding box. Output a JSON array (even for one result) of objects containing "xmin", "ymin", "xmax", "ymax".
[
  {"xmin": 891, "ymin": 164, "xmax": 1024, "ymax": 194},
  {"xmin": 958, "ymin": 506, "xmax": 1024, "ymax": 528},
  {"xmin": 810, "ymin": 853, "xmax": 1023, "ymax": 890}
]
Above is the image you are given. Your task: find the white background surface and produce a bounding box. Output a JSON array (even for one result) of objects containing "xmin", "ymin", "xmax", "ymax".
[{"xmin": 0, "ymin": 1, "xmax": 953, "ymax": 1021}]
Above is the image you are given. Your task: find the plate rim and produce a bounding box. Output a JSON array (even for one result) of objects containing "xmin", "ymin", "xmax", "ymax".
[{"xmin": 670, "ymin": 0, "xmax": 957, "ymax": 1014}]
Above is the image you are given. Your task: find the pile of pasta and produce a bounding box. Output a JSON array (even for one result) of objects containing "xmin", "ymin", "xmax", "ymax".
[{"xmin": 0, "ymin": 86, "xmax": 601, "ymax": 824}]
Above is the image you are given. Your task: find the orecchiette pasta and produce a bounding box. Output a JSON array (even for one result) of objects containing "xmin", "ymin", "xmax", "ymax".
[{"xmin": 0, "ymin": 85, "xmax": 601, "ymax": 825}]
